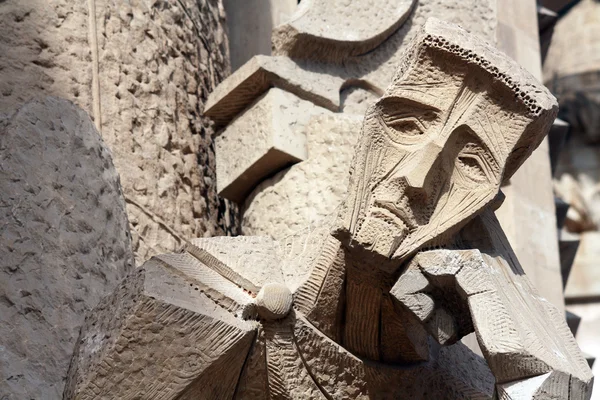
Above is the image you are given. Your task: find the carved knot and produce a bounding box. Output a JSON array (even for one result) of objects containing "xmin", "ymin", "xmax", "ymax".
[{"xmin": 255, "ymin": 283, "xmax": 293, "ymax": 321}]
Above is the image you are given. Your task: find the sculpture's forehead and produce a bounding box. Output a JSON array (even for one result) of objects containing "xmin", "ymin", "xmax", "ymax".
[
  {"xmin": 381, "ymin": 64, "xmax": 521, "ymax": 161},
  {"xmin": 385, "ymin": 58, "xmax": 468, "ymax": 109}
]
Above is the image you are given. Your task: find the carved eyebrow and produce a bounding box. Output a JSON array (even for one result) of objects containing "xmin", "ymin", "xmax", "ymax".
[{"xmin": 377, "ymin": 96, "xmax": 441, "ymax": 114}]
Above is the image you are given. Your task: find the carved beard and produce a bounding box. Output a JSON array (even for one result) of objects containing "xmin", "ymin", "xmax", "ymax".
[{"xmin": 391, "ymin": 185, "xmax": 496, "ymax": 262}]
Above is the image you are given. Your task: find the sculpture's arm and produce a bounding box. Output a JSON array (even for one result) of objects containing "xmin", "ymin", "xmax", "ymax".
[{"xmin": 390, "ymin": 212, "xmax": 593, "ymax": 399}]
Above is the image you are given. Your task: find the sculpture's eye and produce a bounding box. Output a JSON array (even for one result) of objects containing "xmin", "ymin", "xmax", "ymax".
[
  {"xmin": 455, "ymin": 142, "xmax": 499, "ymax": 186},
  {"xmin": 378, "ymin": 97, "xmax": 438, "ymax": 144}
]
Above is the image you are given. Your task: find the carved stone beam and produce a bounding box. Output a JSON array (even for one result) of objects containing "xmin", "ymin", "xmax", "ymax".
[
  {"xmin": 272, "ymin": 0, "xmax": 416, "ymax": 62},
  {"xmin": 215, "ymin": 88, "xmax": 324, "ymax": 203},
  {"xmin": 205, "ymin": 55, "xmax": 343, "ymax": 128},
  {"xmin": 205, "ymin": 55, "xmax": 346, "ymax": 203}
]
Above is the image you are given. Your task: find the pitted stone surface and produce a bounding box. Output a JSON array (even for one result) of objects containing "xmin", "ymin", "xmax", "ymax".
[
  {"xmin": 0, "ymin": 97, "xmax": 134, "ymax": 399},
  {"xmin": 0, "ymin": 0, "xmax": 235, "ymax": 266}
]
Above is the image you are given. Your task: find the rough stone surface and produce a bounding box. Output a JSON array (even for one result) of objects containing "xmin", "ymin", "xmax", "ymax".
[
  {"xmin": 95, "ymin": 0, "xmax": 233, "ymax": 264},
  {"xmin": 0, "ymin": 0, "xmax": 93, "ymax": 116},
  {"xmin": 65, "ymin": 20, "xmax": 592, "ymax": 399},
  {"xmin": 272, "ymin": 0, "xmax": 416, "ymax": 62},
  {"xmin": 223, "ymin": 0, "xmax": 297, "ymax": 71},
  {"xmin": 0, "ymin": 0, "xmax": 235, "ymax": 265},
  {"xmin": 64, "ymin": 255, "xmax": 256, "ymax": 400},
  {"xmin": 0, "ymin": 97, "xmax": 134, "ymax": 399},
  {"xmin": 242, "ymin": 112, "xmax": 362, "ymax": 237},
  {"xmin": 238, "ymin": 0, "xmax": 497, "ymax": 239}
]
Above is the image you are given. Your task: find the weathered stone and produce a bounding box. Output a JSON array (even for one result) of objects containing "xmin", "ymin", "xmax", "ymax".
[
  {"xmin": 95, "ymin": 0, "xmax": 233, "ymax": 263},
  {"xmin": 64, "ymin": 254, "xmax": 256, "ymax": 399},
  {"xmin": 240, "ymin": 0, "xmax": 497, "ymax": 236},
  {"xmin": 205, "ymin": 55, "xmax": 343, "ymax": 128},
  {"xmin": 242, "ymin": 112, "xmax": 363, "ymax": 237},
  {"xmin": 272, "ymin": 0, "xmax": 416, "ymax": 62},
  {"xmin": 0, "ymin": 97, "xmax": 134, "ymax": 399},
  {"xmin": 0, "ymin": 0, "xmax": 93, "ymax": 116},
  {"xmin": 223, "ymin": 0, "xmax": 297, "ymax": 71}
]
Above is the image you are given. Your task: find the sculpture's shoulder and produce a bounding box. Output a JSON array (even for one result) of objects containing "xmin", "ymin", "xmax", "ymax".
[
  {"xmin": 187, "ymin": 235, "xmax": 284, "ymax": 291},
  {"xmin": 186, "ymin": 218, "xmax": 337, "ymax": 294},
  {"xmin": 277, "ymin": 217, "xmax": 340, "ymax": 292}
]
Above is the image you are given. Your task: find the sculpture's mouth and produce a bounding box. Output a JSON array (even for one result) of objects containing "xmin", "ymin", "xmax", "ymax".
[{"xmin": 373, "ymin": 200, "xmax": 418, "ymax": 231}]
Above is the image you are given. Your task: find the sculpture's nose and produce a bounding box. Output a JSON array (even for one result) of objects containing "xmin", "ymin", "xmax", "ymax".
[{"xmin": 404, "ymin": 143, "xmax": 442, "ymax": 191}]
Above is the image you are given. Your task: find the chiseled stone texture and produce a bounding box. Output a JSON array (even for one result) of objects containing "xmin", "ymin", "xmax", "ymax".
[
  {"xmin": 0, "ymin": 97, "xmax": 134, "ymax": 399},
  {"xmin": 0, "ymin": 0, "xmax": 93, "ymax": 115},
  {"xmin": 241, "ymin": 0, "xmax": 497, "ymax": 238},
  {"xmin": 0, "ymin": 0, "xmax": 235, "ymax": 265},
  {"xmin": 243, "ymin": 113, "xmax": 363, "ymax": 237},
  {"xmin": 96, "ymin": 0, "xmax": 233, "ymax": 264}
]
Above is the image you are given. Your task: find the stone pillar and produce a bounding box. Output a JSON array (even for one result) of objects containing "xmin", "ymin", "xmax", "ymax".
[
  {"xmin": 0, "ymin": 0, "xmax": 234, "ymax": 265},
  {"xmin": 223, "ymin": 0, "xmax": 297, "ymax": 71},
  {"xmin": 0, "ymin": 0, "xmax": 232, "ymax": 398},
  {"xmin": 494, "ymin": 0, "xmax": 565, "ymax": 310}
]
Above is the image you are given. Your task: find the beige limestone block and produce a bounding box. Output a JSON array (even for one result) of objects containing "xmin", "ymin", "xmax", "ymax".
[
  {"xmin": 215, "ymin": 88, "xmax": 324, "ymax": 203},
  {"xmin": 205, "ymin": 55, "xmax": 343, "ymax": 128},
  {"xmin": 350, "ymin": 0, "xmax": 497, "ymax": 93},
  {"xmin": 494, "ymin": 0, "xmax": 565, "ymax": 311}
]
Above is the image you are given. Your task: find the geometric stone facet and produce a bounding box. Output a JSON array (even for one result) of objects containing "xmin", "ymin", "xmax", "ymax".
[{"xmin": 216, "ymin": 88, "xmax": 323, "ymax": 203}]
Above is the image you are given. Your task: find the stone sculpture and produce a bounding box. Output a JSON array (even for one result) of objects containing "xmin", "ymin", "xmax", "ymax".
[
  {"xmin": 64, "ymin": 19, "xmax": 593, "ymax": 399},
  {"xmin": 0, "ymin": 97, "xmax": 134, "ymax": 398}
]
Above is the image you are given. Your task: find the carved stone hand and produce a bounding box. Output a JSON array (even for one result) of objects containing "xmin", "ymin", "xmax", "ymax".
[{"xmin": 391, "ymin": 211, "xmax": 594, "ymax": 399}]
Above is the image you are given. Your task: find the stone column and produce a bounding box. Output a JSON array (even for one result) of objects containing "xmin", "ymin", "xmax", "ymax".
[
  {"xmin": 0, "ymin": 0, "xmax": 234, "ymax": 265},
  {"xmin": 0, "ymin": 0, "xmax": 232, "ymax": 397},
  {"xmin": 494, "ymin": 0, "xmax": 565, "ymax": 310}
]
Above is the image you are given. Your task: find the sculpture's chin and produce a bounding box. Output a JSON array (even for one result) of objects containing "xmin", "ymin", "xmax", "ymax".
[{"xmin": 336, "ymin": 209, "xmax": 410, "ymax": 262}]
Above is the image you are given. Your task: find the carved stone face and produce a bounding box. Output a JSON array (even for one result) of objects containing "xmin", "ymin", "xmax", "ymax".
[{"xmin": 336, "ymin": 51, "xmax": 531, "ymax": 265}]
